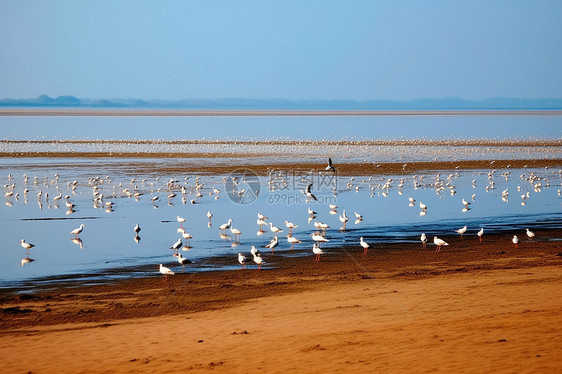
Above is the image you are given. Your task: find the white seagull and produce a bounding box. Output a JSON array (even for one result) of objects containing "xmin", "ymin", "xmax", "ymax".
[
  {"xmin": 253, "ymin": 253, "xmax": 265, "ymax": 271},
  {"xmin": 269, "ymin": 222, "xmax": 283, "ymax": 233},
  {"xmin": 455, "ymin": 225, "xmax": 467, "ymax": 238},
  {"xmin": 512, "ymin": 235, "xmax": 519, "ymax": 248},
  {"xmin": 134, "ymin": 224, "xmax": 141, "ymax": 234},
  {"xmin": 238, "ymin": 253, "xmax": 247, "ymax": 269},
  {"xmin": 265, "ymin": 235, "xmax": 279, "ymax": 252},
  {"xmin": 311, "ymin": 233, "xmax": 329, "ymax": 245},
  {"xmin": 420, "ymin": 233, "xmax": 427, "ymax": 248},
  {"xmin": 250, "ymin": 245, "xmax": 260, "ymax": 257},
  {"xmin": 219, "ymin": 219, "xmax": 233, "ymax": 232},
  {"xmin": 526, "ymin": 228, "xmax": 535, "ymax": 239},
  {"xmin": 313, "ymin": 243, "xmax": 324, "ymax": 262},
  {"xmin": 287, "ymin": 235, "xmax": 301, "ymax": 250},
  {"xmin": 71, "ymin": 224, "xmax": 86, "ymax": 237},
  {"xmin": 433, "ymin": 237, "xmax": 448, "ymax": 252},
  {"xmin": 159, "ymin": 264, "xmax": 174, "ymax": 281},
  {"xmin": 230, "ymin": 227, "xmax": 242, "ymax": 242},
  {"xmin": 360, "ymin": 237, "xmax": 369, "ymax": 255},
  {"xmin": 284, "ymin": 220, "xmax": 298, "ymax": 234},
  {"xmin": 177, "ymin": 216, "xmax": 186, "ymax": 226},
  {"xmin": 477, "ymin": 228, "xmax": 484, "ymax": 242}
]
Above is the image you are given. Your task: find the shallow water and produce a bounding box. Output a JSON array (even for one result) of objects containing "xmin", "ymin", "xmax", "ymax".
[
  {"xmin": 1, "ymin": 158, "xmax": 560, "ymax": 288},
  {"xmin": 1, "ymin": 114, "xmax": 561, "ymax": 141}
]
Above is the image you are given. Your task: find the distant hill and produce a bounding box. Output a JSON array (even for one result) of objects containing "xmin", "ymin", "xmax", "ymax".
[{"xmin": 1, "ymin": 95, "xmax": 561, "ymax": 110}]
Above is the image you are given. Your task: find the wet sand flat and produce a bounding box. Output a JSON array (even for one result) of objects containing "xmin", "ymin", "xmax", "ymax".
[
  {"xmin": 0, "ymin": 156, "xmax": 561, "ymax": 176},
  {"xmin": 1, "ymin": 232, "xmax": 561, "ymax": 373}
]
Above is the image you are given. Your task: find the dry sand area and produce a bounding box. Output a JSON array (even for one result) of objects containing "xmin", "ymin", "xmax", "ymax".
[{"xmin": 1, "ymin": 231, "xmax": 561, "ymax": 373}]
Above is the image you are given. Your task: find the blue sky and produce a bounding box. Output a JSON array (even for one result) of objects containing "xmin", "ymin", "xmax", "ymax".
[{"xmin": 1, "ymin": 1, "xmax": 561, "ymax": 101}]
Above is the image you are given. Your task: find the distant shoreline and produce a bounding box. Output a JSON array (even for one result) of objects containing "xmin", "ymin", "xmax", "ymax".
[{"xmin": 1, "ymin": 108, "xmax": 562, "ymax": 116}]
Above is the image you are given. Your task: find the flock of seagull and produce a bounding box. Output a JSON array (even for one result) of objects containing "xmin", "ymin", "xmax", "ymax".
[{"xmin": 6, "ymin": 157, "xmax": 558, "ymax": 280}]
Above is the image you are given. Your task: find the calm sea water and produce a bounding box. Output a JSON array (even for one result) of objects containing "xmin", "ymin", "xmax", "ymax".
[
  {"xmin": 1, "ymin": 114, "xmax": 561, "ymax": 140},
  {"xmin": 0, "ymin": 114, "xmax": 560, "ymax": 288}
]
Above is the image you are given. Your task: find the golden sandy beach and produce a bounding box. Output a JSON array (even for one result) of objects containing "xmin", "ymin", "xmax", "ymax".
[{"xmin": 1, "ymin": 231, "xmax": 561, "ymax": 373}]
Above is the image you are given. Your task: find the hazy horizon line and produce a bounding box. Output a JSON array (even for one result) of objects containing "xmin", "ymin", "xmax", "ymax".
[{"xmin": 1, "ymin": 95, "xmax": 562, "ymax": 110}]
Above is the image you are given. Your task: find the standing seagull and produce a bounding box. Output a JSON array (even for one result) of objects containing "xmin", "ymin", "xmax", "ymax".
[
  {"xmin": 360, "ymin": 237, "xmax": 370, "ymax": 255},
  {"xmin": 287, "ymin": 235, "xmax": 301, "ymax": 250},
  {"xmin": 19, "ymin": 239, "xmax": 35, "ymax": 251},
  {"xmin": 311, "ymin": 233, "xmax": 329, "ymax": 246},
  {"xmin": 159, "ymin": 264, "xmax": 174, "ymax": 281},
  {"xmin": 433, "ymin": 237, "xmax": 448, "ymax": 252},
  {"xmin": 325, "ymin": 158, "xmax": 336, "ymax": 172},
  {"xmin": 420, "ymin": 233, "xmax": 427, "ymax": 248},
  {"xmin": 230, "ymin": 227, "xmax": 242, "ymax": 242},
  {"xmin": 313, "ymin": 243, "xmax": 324, "ymax": 262},
  {"xmin": 526, "ymin": 228, "xmax": 535, "ymax": 240},
  {"xmin": 512, "ymin": 235, "xmax": 519, "ymax": 248},
  {"xmin": 238, "ymin": 253, "xmax": 247, "ymax": 269},
  {"xmin": 71, "ymin": 224, "xmax": 86, "ymax": 237},
  {"xmin": 177, "ymin": 253, "xmax": 191, "ymax": 270},
  {"xmin": 455, "ymin": 225, "xmax": 467, "ymax": 239},
  {"xmin": 339, "ymin": 209, "xmax": 349, "ymax": 230},
  {"xmin": 284, "ymin": 220, "xmax": 298, "ymax": 234},
  {"xmin": 170, "ymin": 238, "xmax": 182, "ymax": 252},
  {"xmin": 219, "ymin": 219, "xmax": 233, "ymax": 233},
  {"xmin": 477, "ymin": 228, "xmax": 484, "ymax": 242},
  {"xmin": 266, "ymin": 235, "xmax": 279, "ymax": 252},
  {"xmin": 177, "ymin": 216, "xmax": 186, "ymax": 227},
  {"xmin": 269, "ymin": 222, "xmax": 283, "ymax": 234},
  {"xmin": 253, "ymin": 252, "xmax": 265, "ymax": 271}
]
